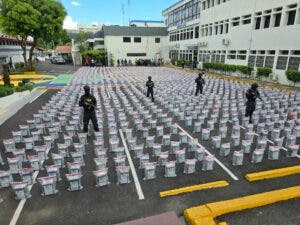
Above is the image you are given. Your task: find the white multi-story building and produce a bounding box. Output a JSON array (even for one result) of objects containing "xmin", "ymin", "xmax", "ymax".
[
  {"xmin": 85, "ymin": 25, "xmax": 169, "ymax": 64},
  {"xmin": 163, "ymin": 0, "xmax": 300, "ymax": 84},
  {"xmin": 163, "ymin": 0, "xmax": 201, "ymax": 62}
]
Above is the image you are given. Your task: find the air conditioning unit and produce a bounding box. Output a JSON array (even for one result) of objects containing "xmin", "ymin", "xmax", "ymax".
[
  {"xmin": 198, "ymin": 42, "xmax": 208, "ymax": 47},
  {"xmin": 222, "ymin": 39, "xmax": 230, "ymax": 45},
  {"xmin": 175, "ymin": 44, "xmax": 180, "ymax": 49}
]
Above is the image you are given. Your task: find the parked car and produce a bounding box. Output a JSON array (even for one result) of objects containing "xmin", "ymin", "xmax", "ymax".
[{"xmin": 51, "ymin": 56, "xmax": 66, "ymax": 64}]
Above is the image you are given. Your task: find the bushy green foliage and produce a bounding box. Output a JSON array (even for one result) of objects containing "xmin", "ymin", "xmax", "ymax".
[
  {"xmin": 82, "ymin": 49, "xmax": 107, "ymax": 63},
  {"xmin": 24, "ymin": 66, "xmax": 36, "ymax": 72},
  {"xmin": 203, "ymin": 62, "xmax": 253, "ymax": 75},
  {"xmin": 0, "ymin": 0, "xmax": 66, "ymax": 67},
  {"xmin": 24, "ymin": 82, "xmax": 34, "ymax": 91},
  {"xmin": 286, "ymin": 70, "xmax": 300, "ymax": 84},
  {"xmin": 14, "ymin": 62, "xmax": 25, "ymax": 69},
  {"xmin": 236, "ymin": 65, "xmax": 254, "ymax": 75},
  {"xmin": 171, "ymin": 59, "xmax": 176, "ymax": 65},
  {"xmin": 257, "ymin": 67, "xmax": 272, "ymax": 77},
  {"xmin": 0, "ymin": 85, "xmax": 14, "ymax": 97},
  {"xmin": 14, "ymin": 86, "xmax": 26, "ymax": 92}
]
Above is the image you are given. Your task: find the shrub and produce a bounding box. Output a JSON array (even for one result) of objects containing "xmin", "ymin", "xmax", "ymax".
[
  {"xmin": 257, "ymin": 67, "xmax": 272, "ymax": 78},
  {"xmin": 14, "ymin": 62, "xmax": 25, "ymax": 69},
  {"xmin": 286, "ymin": 70, "xmax": 300, "ymax": 85},
  {"xmin": 24, "ymin": 82, "xmax": 34, "ymax": 91},
  {"xmin": 171, "ymin": 59, "xmax": 176, "ymax": 65},
  {"xmin": 236, "ymin": 65, "xmax": 254, "ymax": 76},
  {"xmin": 24, "ymin": 66, "xmax": 36, "ymax": 72},
  {"xmin": 14, "ymin": 86, "xmax": 26, "ymax": 92},
  {"xmin": 0, "ymin": 85, "xmax": 14, "ymax": 97}
]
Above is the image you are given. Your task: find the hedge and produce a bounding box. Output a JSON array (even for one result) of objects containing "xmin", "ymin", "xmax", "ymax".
[
  {"xmin": 286, "ymin": 70, "xmax": 300, "ymax": 84},
  {"xmin": 203, "ymin": 62, "xmax": 253, "ymax": 75},
  {"xmin": 171, "ymin": 59, "xmax": 190, "ymax": 67},
  {"xmin": 257, "ymin": 67, "xmax": 272, "ymax": 77},
  {"xmin": 14, "ymin": 62, "xmax": 25, "ymax": 69},
  {"xmin": 0, "ymin": 85, "xmax": 14, "ymax": 97}
]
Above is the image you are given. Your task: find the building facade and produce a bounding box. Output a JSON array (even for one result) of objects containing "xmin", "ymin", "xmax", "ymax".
[
  {"xmin": 85, "ymin": 26, "xmax": 169, "ymax": 65},
  {"xmin": 163, "ymin": 0, "xmax": 300, "ymax": 84},
  {"xmin": 0, "ymin": 34, "xmax": 32, "ymax": 65}
]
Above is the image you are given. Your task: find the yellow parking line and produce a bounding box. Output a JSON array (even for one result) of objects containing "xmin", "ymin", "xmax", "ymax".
[
  {"xmin": 184, "ymin": 186, "xmax": 300, "ymax": 225},
  {"xmin": 245, "ymin": 166, "xmax": 300, "ymax": 182},
  {"xmin": 159, "ymin": 181, "xmax": 229, "ymax": 198}
]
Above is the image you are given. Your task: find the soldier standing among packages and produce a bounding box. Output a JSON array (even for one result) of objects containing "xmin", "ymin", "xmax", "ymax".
[
  {"xmin": 79, "ymin": 85, "xmax": 100, "ymax": 133},
  {"xmin": 195, "ymin": 72, "xmax": 205, "ymax": 96},
  {"xmin": 146, "ymin": 76, "xmax": 155, "ymax": 102},
  {"xmin": 245, "ymin": 83, "xmax": 261, "ymax": 124}
]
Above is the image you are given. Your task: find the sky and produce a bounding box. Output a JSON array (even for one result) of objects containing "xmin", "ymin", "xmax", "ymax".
[{"xmin": 62, "ymin": 0, "xmax": 177, "ymax": 29}]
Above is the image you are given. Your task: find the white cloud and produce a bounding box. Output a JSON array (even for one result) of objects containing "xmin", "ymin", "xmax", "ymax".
[
  {"xmin": 63, "ymin": 16, "xmax": 78, "ymax": 30},
  {"xmin": 71, "ymin": 1, "xmax": 80, "ymax": 6}
]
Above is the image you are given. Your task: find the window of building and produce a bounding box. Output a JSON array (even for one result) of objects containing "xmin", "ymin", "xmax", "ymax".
[
  {"xmin": 274, "ymin": 13, "xmax": 282, "ymax": 27},
  {"xmin": 155, "ymin": 38, "xmax": 160, "ymax": 43},
  {"xmin": 123, "ymin": 37, "xmax": 131, "ymax": 43},
  {"xmin": 190, "ymin": 30, "xmax": 194, "ymax": 39},
  {"xmin": 225, "ymin": 23, "xmax": 229, "ymax": 33},
  {"xmin": 220, "ymin": 24, "xmax": 223, "ymax": 34},
  {"xmin": 134, "ymin": 37, "xmax": 141, "ymax": 43},
  {"xmin": 232, "ymin": 21, "xmax": 239, "ymax": 26},
  {"xmin": 264, "ymin": 15, "xmax": 271, "ymax": 28},
  {"xmin": 279, "ymin": 50, "xmax": 289, "ymax": 55},
  {"xmin": 195, "ymin": 26, "xmax": 199, "ymax": 38},
  {"xmin": 268, "ymin": 50, "xmax": 276, "ymax": 55},
  {"xmin": 127, "ymin": 53, "xmax": 147, "ymax": 57},
  {"xmin": 287, "ymin": 10, "xmax": 296, "ymax": 25},
  {"xmin": 214, "ymin": 26, "xmax": 218, "ymax": 35},
  {"xmin": 242, "ymin": 15, "xmax": 251, "ymax": 25},
  {"xmin": 255, "ymin": 17, "xmax": 261, "ymax": 29},
  {"xmin": 291, "ymin": 50, "xmax": 300, "ymax": 55}
]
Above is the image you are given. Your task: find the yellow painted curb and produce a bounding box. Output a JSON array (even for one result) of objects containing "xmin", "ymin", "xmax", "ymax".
[
  {"xmin": 159, "ymin": 181, "xmax": 229, "ymax": 198},
  {"xmin": 218, "ymin": 223, "xmax": 228, "ymax": 225},
  {"xmin": 245, "ymin": 166, "xmax": 300, "ymax": 182},
  {"xmin": 24, "ymin": 71, "xmax": 36, "ymax": 75},
  {"xmin": 184, "ymin": 186, "xmax": 300, "ymax": 225}
]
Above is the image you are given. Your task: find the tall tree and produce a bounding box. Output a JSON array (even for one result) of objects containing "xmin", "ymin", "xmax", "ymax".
[
  {"xmin": 0, "ymin": 0, "xmax": 66, "ymax": 70},
  {"xmin": 74, "ymin": 30, "xmax": 90, "ymax": 53}
]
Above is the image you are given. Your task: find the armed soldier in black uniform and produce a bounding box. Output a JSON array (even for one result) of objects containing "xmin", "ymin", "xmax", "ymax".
[
  {"xmin": 146, "ymin": 76, "xmax": 155, "ymax": 102},
  {"xmin": 79, "ymin": 85, "xmax": 100, "ymax": 133},
  {"xmin": 195, "ymin": 72, "xmax": 205, "ymax": 96},
  {"xmin": 245, "ymin": 83, "xmax": 261, "ymax": 124}
]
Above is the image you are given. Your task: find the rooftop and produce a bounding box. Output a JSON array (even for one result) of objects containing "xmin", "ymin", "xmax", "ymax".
[{"xmin": 101, "ymin": 25, "xmax": 168, "ymax": 37}]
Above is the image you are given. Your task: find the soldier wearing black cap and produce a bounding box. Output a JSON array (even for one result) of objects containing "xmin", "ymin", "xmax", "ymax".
[
  {"xmin": 195, "ymin": 72, "xmax": 205, "ymax": 96},
  {"xmin": 146, "ymin": 76, "xmax": 155, "ymax": 102},
  {"xmin": 79, "ymin": 85, "xmax": 99, "ymax": 133},
  {"xmin": 245, "ymin": 83, "xmax": 261, "ymax": 124}
]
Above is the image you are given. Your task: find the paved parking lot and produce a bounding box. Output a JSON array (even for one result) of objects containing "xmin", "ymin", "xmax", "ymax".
[{"xmin": 0, "ymin": 67, "xmax": 299, "ymax": 225}]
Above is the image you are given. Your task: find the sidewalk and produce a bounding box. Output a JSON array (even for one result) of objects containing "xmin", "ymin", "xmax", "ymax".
[
  {"xmin": 0, "ymin": 88, "xmax": 46, "ymax": 126},
  {"xmin": 164, "ymin": 64, "xmax": 299, "ymax": 92}
]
